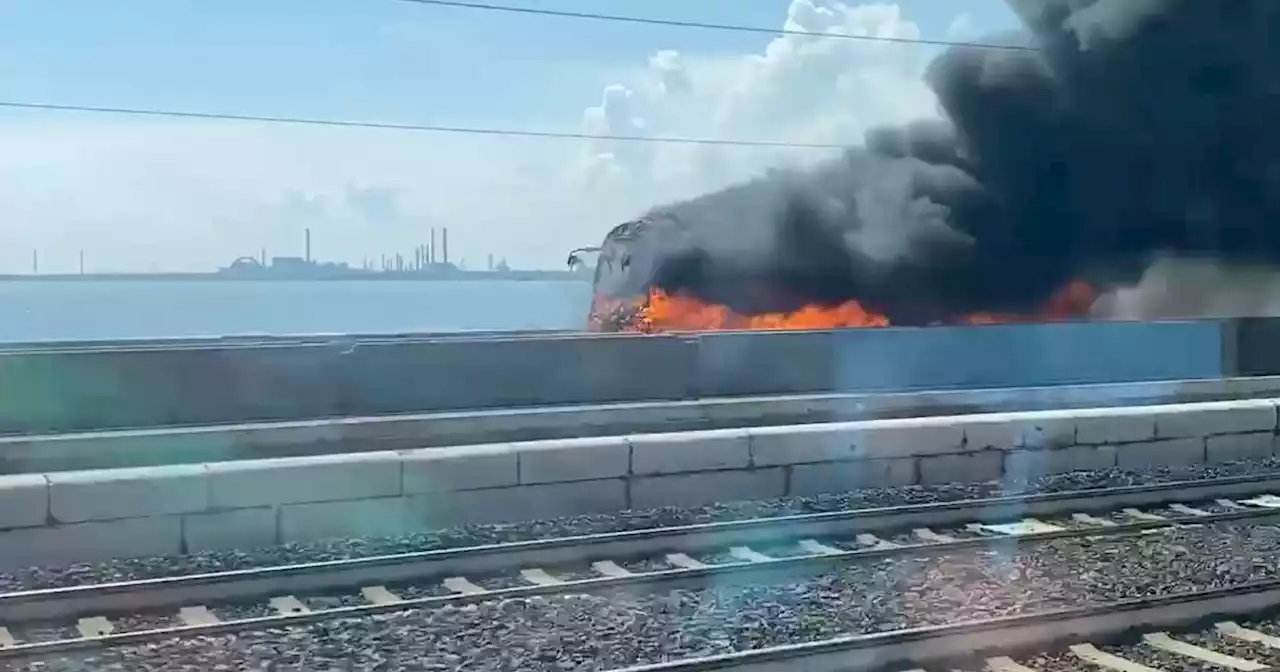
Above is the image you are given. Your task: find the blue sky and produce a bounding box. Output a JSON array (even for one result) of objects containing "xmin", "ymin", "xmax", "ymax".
[
  {"xmin": 0, "ymin": 0, "xmax": 1020, "ymax": 272},
  {"xmin": 0, "ymin": 0, "xmax": 1016, "ymax": 127}
]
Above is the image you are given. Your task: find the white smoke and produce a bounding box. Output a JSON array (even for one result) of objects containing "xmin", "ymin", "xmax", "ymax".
[{"xmin": 1092, "ymin": 257, "xmax": 1280, "ymax": 320}]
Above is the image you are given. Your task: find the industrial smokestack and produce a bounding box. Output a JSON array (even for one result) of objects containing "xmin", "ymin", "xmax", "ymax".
[
  {"xmin": 305, "ymin": 228, "xmax": 312, "ymax": 264},
  {"xmin": 443, "ymin": 228, "xmax": 449, "ymax": 265},
  {"xmin": 430, "ymin": 228, "xmax": 437, "ymax": 265}
]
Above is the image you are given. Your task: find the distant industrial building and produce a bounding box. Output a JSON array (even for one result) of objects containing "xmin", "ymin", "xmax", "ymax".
[
  {"xmin": 219, "ymin": 228, "xmax": 353, "ymax": 278},
  {"xmin": 215, "ymin": 225, "xmax": 584, "ymax": 281},
  {"xmin": 219, "ymin": 254, "xmax": 352, "ymax": 279}
]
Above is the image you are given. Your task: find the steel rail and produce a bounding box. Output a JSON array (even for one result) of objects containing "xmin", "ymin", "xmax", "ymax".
[
  {"xmin": 601, "ymin": 579, "xmax": 1280, "ymax": 672},
  {"xmin": 2, "ymin": 504, "xmax": 1279, "ymax": 659},
  {"xmin": 2, "ymin": 472, "xmax": 1280, "ymax": 638}
]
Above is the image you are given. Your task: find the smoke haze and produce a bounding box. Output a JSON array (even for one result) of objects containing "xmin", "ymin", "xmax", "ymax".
[{"xmin": 628, "ymin": 0, "xmax": 1280, "ymax": 324}]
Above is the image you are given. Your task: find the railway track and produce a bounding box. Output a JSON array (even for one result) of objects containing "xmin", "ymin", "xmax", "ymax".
[
  {"xmin": 5, "ymin": 472, "xmax": 1280, "ymax": 661},
  {"xmin": 603, "ymin": 580, "xmax": 1280, "ymax": 671}
]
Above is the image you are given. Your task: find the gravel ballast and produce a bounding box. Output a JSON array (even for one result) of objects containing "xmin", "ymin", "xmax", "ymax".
[
  {"xmin": 4, "ymin": 457, "xmax": 1280, "ymax": 593},
  {"xmin": 991, "ymin": 624, "xmax": 1280, "ymax": 671},
  {"xmin": 11, "ymin": 520, "xmax": 1280, "ymax": 672},
  {"xmin": 1168, "ymin": 629, "xmax": 1280, "ymax": 668}
]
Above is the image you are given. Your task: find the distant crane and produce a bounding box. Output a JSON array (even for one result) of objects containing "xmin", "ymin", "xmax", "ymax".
[{"xmin": 566, "ymin": 246, "xmax": 601, "ymax": 271}]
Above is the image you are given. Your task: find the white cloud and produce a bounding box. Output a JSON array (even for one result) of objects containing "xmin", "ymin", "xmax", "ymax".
[
  {"xmin": 947, "ymin": 13, "xmax": 978, "ymax": 40},
  {"xmin": 0, "ymin": 119, "xmax": 609, "ymax": 273},
  {"xmin": 576, "ymin": 0, "xmax": 942, "ymax": 211},
  {"xmin": 647, "ymin": 50, "xmax": 691, "ymax": 97},
  {"xmin": 0, "ymin": 0, "xmax": 955, "ymax": 273}
]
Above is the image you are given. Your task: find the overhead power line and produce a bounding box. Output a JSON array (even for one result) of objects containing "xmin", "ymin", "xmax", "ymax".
[
  {"xmin": 394, "ymin": 0, "xmax": 1036, "ymax": 52},
  {"xmin": 0, "ymin": 100, "xmax": 851, "ymax": 148}
]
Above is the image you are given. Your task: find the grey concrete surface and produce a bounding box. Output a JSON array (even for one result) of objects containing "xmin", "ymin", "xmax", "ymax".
[
  {"xmin": 0, "ymin": 319, "xmax": 1233, "ymax": 435},
  {"xmin": 4, "ymin": 376, "xmax": 1280, "ymax": 475}
]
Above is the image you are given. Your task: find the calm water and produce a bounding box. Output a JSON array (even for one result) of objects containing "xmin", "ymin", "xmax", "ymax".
[{"xmin": 0, "ymin": 281, "xmax": 594, "ymax": 342}]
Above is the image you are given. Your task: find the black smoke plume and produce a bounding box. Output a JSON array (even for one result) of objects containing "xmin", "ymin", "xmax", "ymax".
[{"xmin": 612, "ymin": 0, "xmax": 1280, "ymax": 324}]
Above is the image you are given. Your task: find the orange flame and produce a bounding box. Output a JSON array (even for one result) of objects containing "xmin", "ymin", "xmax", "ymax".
[
  {"xmin": 642, "ymin": 290, "xmax": 889, "ymax": 332},
  {"xmin": 589, "ymin": 280, "xmax": 1097, "ymax": 333}
]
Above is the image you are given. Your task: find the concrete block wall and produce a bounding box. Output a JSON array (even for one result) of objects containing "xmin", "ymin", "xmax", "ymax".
[{"xmin": 0, "ymin": 398, "xmax": 1277, "ymax": 569}]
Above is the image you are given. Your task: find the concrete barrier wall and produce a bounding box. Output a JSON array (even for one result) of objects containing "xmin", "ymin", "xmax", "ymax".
[
  {"xmin": 694, "ymin": 321, "xmax": 1227, "ymax": 397},
  {"xmin": 0, "ymin": 398, "xmax": 1275, "ymax": 569},
  {"xmin": 0, "ymin": 319, "xmax": 1237, "ymax": 436},
  {"xmin": 6, "ymin": 376, "xmax": 1280, "ymax": 476}
]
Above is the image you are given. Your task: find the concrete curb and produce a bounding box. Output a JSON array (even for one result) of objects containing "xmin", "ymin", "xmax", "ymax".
[
  {"xmin": 4, "ymin": 376, "xmax": 1280, "ymax": 475},
  {"xmin": 0, "ymin": 397, "xmax": 1277, "ymax": 569}
]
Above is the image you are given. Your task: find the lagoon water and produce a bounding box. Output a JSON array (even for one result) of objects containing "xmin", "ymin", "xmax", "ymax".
[{"xmin": 0, "ymin": 280, "xmax": 594, "ymax": 342}]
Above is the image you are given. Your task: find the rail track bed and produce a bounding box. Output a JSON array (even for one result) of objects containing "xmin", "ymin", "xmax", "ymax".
[
  {"xmin": 604, "ymin": 581, "xmax": 1280, "ymax": 671},
  {"xmin": 8, "ymin": 473, "xmax": 1280, "ymax": 670}
]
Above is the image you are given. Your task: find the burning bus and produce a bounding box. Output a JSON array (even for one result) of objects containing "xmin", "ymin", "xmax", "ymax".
[
  {"xmin": 572, "ymin": 204, "xmax": 1095, "ymax": 334},
  {"xmin": 570, "ymin": 151, "xmax": 1098, "ymax": 334}
]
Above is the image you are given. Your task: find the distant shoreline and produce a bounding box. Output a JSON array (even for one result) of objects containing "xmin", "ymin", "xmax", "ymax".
[{"xmin": 0, "ymin": 272, "xmax": 591, "ymax": 283}]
